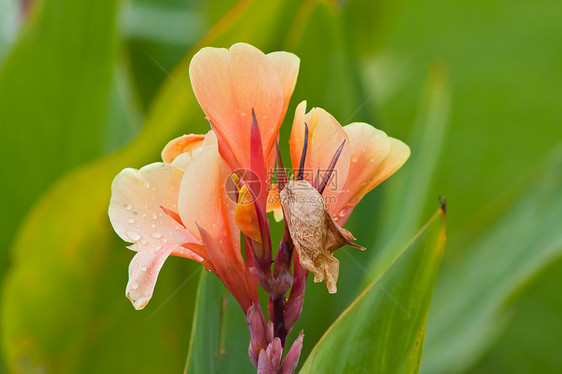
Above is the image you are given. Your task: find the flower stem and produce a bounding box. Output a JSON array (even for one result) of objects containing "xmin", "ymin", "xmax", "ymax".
[{"xmin": 272, "ymin": 295, "xmax": 287, "ymax": 346}]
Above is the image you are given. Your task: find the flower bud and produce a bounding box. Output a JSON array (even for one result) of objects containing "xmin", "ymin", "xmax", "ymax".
[{"xmin": 280, "ymin": 331, "xmax": 304, "ymax": 374}]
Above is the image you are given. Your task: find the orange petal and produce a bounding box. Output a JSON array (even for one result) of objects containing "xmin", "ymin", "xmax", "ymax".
[
  {"xmin": 162, "ymin": 130, "xmax": 217, "ymax": 169},
  {"xmin": 177, "ymin": 145, "xmax": 242, "ymax": 265},
  {"xmin": 235, "ymin": 184, "xmax": 262, "ymax": 243},
  {"xmin": 289, "ymin": 101, "xmax": 351, "ymax": 203},
  {"xmin": 330, "ymin": 123, "xmax": 410, "ymax": 223},
  {"xmin": 161, "ymin": 134, "xmax": 205, "ymax": 164},
  {"xmin": 189, "ymin": 43, "xmax": 298, "ymax": 170},
  {"xmin": 266, "ymin": 184, "xmax": 283, "ymax": 222}
]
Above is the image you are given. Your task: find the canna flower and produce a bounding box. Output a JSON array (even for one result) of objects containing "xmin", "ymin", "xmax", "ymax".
[
  {"xmin": 108, "ymin": 131, "xmax": 258, "ymax": 311},
  {"xmin": 278, "ymin": 102, "xmax": 410, "ymax": 293},
  {"xmin": 108, "ymin": 42, "xmax": 409, "ymax": 373}
]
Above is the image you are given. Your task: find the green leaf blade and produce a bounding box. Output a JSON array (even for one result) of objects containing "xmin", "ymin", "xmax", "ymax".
[{"xmin": 185, "ymin": 270, "xmax": 254, "ymax": 374}]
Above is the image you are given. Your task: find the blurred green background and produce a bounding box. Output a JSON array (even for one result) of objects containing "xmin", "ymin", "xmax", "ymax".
[{"xmin": 1, "ymin": 0, "xmax": 561, "ymax": 373}]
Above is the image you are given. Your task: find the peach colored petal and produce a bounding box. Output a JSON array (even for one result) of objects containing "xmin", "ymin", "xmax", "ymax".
[
  {"xmin": 109, "ymin": 163, "xmax": 204, "ymax": 309},
  {"xmin": 330, "ymin": 123, "xmax": 410, "ymax": 223},
  {"xmin": 125, "ymin": 244, "xmax": 175, "ymax": 310},
  {"xmin": 108, "ymin": 163, "xmax": 200, "ymax": 252},
  {"xmin": 267, "ymin": 51, "xmax": 300, "ymax": 119},
  {"xmin": 161, "ymin": 134, "xmax": 205, "ymax": 164},
  {"xmin": 189, "ymin": 43, "xmax": 296, "ymax": 170},
  {"xmin": 289, "ymin": 101, "xmax": 351, "ymax": 204},
  {"xmin": 126, "ymin": 242, "xmax": 208, "ymax": 310},
  {"xmin": 177, "ymin": 145, "xmax": 242, "ymax": 265}
]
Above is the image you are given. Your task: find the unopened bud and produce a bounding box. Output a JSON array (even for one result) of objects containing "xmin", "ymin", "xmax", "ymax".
[
  {"xmin": 280, "ymin": 331, "xmax": 304, "ymax": 374},
  {"xmin": 257, "ymin": 338, "xmax": 283, "ymax": 374},
  {"xmin": 247, "ymin": 304, "xmax": 267, "ymax": 367}
]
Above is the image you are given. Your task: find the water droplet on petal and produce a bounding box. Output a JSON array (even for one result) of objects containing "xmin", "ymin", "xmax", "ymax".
[
  {"xmin": 151, "ymin": 224, "xmax": 156, "ymax": 229},
  {"xmin": 126, "ymin": 231, "xmax": 141, "ymax": 241},
  {"xmin": 151, "ymin": 213, "xmax": 158, "ymax": 220},
  {"xmin": 131, "ymin": 281, "xmax": 139, "ymax": 290},
  {"xmin": 140, "ymin": 239, "xmax": 148, "ymax": 245},
  {"xmin": 151, "ymin": 232, "xmax": 162, "ymax": 239},
  {"xmin": 338, "ymin": 209, "xmax": 346, "ymax": 218},
  {"xmin": 141, "ymin": 266, "xmax": 148, "ymax": 272},
  {"xmin": 161, "ymin": 238, "xmax": 168, "ymax": 244},
  {"xmin": 124, "ymin": 204, "xmax": 132, "ymax": 211},
  {"xmin": 144, "ymin": 181, "xmax": 150, "ymax": 189},
  {"xmin": 154, "ymin": 245, "xmax": 163, "ymax": 252},
  {"xmin": 351, "ymin": 156, "xmax": 359, "ymax": 163},
  {"xmin": 126, "ymin": 218, "xmax": 135, "ymax": 224}
]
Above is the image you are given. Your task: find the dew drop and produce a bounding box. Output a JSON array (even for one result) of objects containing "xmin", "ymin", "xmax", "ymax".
[
  {"xmin": 351, "ymin": 156, "xmax": 359, "ymax": 163},
  {"xmin": 151, "ymin": 224, "xmax": 156, "ymax": 229},
  {"xmin": 126, "ymin": 231, "xmax": 141, "ymax": 241},
  {"xmin": 131, "ymin": 281, "xmax": 139, "ymax": 290},
  {"xmin": 151, "ymin": 213, "xmax": 158, "ymax": 220},
  {"xmin": 144, "ymin": 181, "xmax": 150, "ymax": 189},
  {"xmin": 124, "ymin": 204, "xmax": 132, "ymax": 211},
  {"xmin": 141, "ymin": 265, "xmax": 148, "ymax": 272},
  {"xmin": 338, "ymin": 209, "xmax": 346, "ymax": 218},
  {"xmin": 161, "ymin": 238, "xmax": 168, "ymax": 244},
  {"xmin": 151, "ymin": 232, "xmax": 162, "ymax": 239},
  {"xmin": 154, "ymin": 245, "xmax": 163, "ymax": 252},
  {"xmin": 126, "ymin": 218, "xmax": 135, "ymax": 224}
]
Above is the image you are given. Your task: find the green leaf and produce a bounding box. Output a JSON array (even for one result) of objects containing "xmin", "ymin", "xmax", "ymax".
[
  {"xmin": 299, "ymin": 206, "xmax": 446, "ymax": 373},
  {"xmin": 368, "ymin": 63, "xmax": 450, "ymax": 279},
  {"xmin": 422, "ymin": 150, "xmax": 562, "ymax": 374},
  {"xmin": 184, "ymin": 270, "xmax": 254, "ymax": 374},
  {"xmin": 466, "ymin": 256, "xmax": 562, "ymax": 374},
  {"xmin": 0, "ymin": 0, "xmax": 119, "ymax": 276}
]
